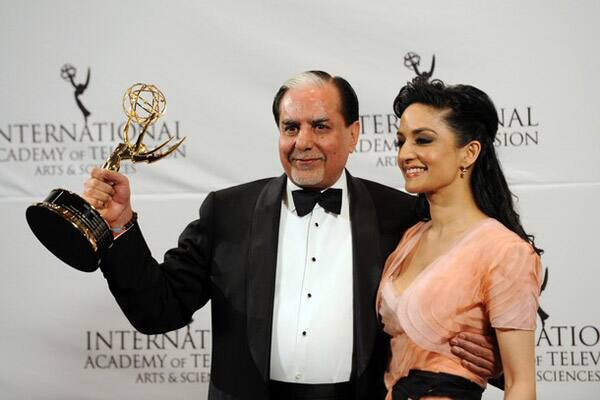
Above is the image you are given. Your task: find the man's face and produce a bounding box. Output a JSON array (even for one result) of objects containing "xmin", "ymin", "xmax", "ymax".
[{"xmin": 278, "ymin": 82, "xmax": 359, "ymax": 189}]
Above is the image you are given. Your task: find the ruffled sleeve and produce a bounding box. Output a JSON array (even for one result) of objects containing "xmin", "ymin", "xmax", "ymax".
[{"xmin": 483, "ymin": 240, "xmax": 542, "ymax": 330}]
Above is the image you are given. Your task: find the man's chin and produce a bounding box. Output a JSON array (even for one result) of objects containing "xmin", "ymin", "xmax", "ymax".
[{"xmin": 290, "ymin": 170, "xmax": 325, "ymax": 189}]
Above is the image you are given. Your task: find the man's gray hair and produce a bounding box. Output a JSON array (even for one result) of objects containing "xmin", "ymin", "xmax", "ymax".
[
  {"xmin": 272, "ymin": 70, "xmax": 359, "ymax": 126},
  {"xmin": 280, "ymin": 71, "xmax": 330, "ymax": 91}
]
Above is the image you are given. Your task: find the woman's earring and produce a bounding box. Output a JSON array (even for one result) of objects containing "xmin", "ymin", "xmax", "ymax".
[{"xmin": 459, "ymin": 166, "xmax": 469, "ymax": 178}]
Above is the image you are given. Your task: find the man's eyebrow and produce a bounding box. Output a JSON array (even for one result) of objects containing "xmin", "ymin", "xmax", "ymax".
[
  {"xmin": 311, "ymin": 118, "xmax": 330, "ymax": 124},
  {"xmin": 281, "ymin": 119, "xmax": 299, "ymax": 125}
]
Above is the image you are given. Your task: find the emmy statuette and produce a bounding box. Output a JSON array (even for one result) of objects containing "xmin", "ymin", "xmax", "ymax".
[{"xmin": 26, "ymin": 83, "xmax": 185, "ymax": 272}]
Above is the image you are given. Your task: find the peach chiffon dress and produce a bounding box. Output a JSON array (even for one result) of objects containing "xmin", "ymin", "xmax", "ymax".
[{"xmin": 376, "ymin": 218, "xmax": 542, "ymax": 400}]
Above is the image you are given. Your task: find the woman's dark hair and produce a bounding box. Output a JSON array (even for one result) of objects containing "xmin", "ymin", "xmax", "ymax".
[{"xmin": 393, "ymin": 78, "xmax": 542, "ymax": 255}]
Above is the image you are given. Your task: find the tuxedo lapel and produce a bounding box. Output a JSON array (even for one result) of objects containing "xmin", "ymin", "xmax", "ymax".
[
  {"xmin": 246, "ymin": 174, "xmax": 286, "ymax": 382},
  {"xmin": 346, "ymin": 171, "xmax": 383, "ymax": 379}
]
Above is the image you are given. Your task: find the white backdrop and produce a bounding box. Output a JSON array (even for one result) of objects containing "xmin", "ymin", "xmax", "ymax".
[{"xmin": 1, "ymin": 1, "xmax": 599, "ymax": 399}]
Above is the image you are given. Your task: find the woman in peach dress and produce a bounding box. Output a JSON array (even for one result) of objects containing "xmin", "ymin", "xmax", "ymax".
[{"xmin": 377, "ymin": 78, "xmax": 542, "ymax": 400}]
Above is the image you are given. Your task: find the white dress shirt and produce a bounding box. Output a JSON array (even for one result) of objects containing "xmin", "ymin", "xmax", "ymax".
[{"xmin": 269, "ymin": 171, "xmax": 354, "ymax": 383}]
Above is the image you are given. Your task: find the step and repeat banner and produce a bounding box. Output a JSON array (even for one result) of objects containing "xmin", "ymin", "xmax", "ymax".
[{"xmin": 1, "ymin": 1, "xmax": 599, "ymax": 399}]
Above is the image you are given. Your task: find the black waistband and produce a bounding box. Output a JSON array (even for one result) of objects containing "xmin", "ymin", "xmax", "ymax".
[
  {"xmin": 269, "ymin": 380, "xmax": 354, "ymax": 400},
  {"xmin": 392, "ymin": 369, "xmax": 484, "ymax": 400}
]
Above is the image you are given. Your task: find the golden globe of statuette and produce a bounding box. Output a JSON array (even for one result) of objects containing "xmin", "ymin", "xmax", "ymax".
[
  {"xmin": 123, "ymin": 83, "xmax": 166, "ymax": 125},
  {"xmin": 103, "ymin": 83, "xmax": 184, "ymax": 172},
  {"xmin": 26, "ymin": 83, "xmax": 186, "ymax": 272}
]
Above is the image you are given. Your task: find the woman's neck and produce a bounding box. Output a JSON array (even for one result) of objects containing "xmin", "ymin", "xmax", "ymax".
[{"xmin": 426, "ymin": 183, "xmax": 487, "ymax": 237}]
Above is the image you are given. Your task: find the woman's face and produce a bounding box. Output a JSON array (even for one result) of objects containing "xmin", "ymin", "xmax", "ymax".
[{"xmin": 396, "ymin": 103, "xmax": 466, "ymax": 195}]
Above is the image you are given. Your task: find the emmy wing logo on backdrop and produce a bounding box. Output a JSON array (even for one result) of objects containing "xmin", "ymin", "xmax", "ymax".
[
  {"xmin": 61, "ymin": 64, "xmax": 91, "ymax": 124},
  {"xmin": 538, "ymin": 268, "xmax": 550, "ymax": 328},
  {"xmin": 403, "ymin": 51, "xmax": 435, "ymax": 81},
  {"xmin": 0, "ymin": 63, "xmax": 186, "ymax": 198}
]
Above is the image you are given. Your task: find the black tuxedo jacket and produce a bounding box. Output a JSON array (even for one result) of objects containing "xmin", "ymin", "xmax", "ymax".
[{"xmin": 100, "ymin": 172, "xmax": 418, "ymax": 399}]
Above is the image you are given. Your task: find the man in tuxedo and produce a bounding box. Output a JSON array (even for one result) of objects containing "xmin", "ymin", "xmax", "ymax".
[{"xmin": 84, "ymin": 71, "xmax": 496, "ymax": 399}]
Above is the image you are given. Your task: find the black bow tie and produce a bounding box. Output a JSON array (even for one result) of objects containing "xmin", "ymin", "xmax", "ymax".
[{"xmin": 291, "ymin": 188, "xmax": 342, "ymax": 217}]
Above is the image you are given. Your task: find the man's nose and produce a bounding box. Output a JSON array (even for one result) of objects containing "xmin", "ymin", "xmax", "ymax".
[{"xmin": 295, "ymin": 125, "xmax": 315, "ymax": 150}]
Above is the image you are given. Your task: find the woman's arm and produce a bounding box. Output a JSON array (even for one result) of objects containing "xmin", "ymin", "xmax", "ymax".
[{"xmin": 495, "ymin": 328, "xmax": 536, "ymax": 400}]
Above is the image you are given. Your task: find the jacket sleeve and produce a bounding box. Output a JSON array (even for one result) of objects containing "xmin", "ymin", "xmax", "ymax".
[{"xmin": 99, "ymin": 192, "xmax": 215, "ymax": 334}]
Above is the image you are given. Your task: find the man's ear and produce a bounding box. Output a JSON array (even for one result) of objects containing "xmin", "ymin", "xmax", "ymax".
[{"xmin": 348, "ymin": 120, "xmax": 360, "ymax": 152}]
